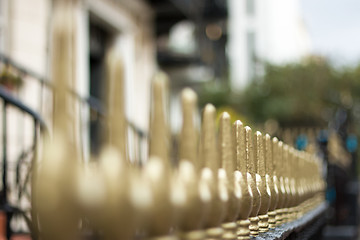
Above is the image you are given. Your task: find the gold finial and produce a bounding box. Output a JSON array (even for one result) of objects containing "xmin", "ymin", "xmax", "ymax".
[
  {"xmin": 176, "ymin": 160, "xmax": 210, "ymax": 240},
  {"xmin": 233, "ymin": 121, "xmax": 252, "ymax": 239},
  {"xmin": 246, "ymin": 127, "xmax": 256, "ymax": 175},
  {"xmin": 288, "ymin": 148, "xmax": 297, "ymax": 221},
  {"xmin": 199, "ymin": 105, "xmax": 227, "ymax": 239},
  {"xmin": 104, "ymin": 51, "xmax": 127, "ymax": 160},
  {"xmin": 254, "ymin": 131, "xmax": 270, "ymax": 233},
  {"xmin": 294, "ymin": 150, "xmax": 303, "ymax": 219},
  {"xmin": 179, "ymin": 88, "xmax": 198, "ymax": 167},
  {"xmin": 149, "ymin": 72, "xmax": 170, "ymax": 165},
  {"xmin": 219, "ymin": 112, "xmax": 240, "ymax": 240},
  {"xmin": 98, "ymin": 147, "xmax": 137, "ymax": 239},
  {"xmin": 143, "ymin": 157, "xmax": 175, "ymax": 238},
  {"xmin": 200, "ymin": 167, "xmax": 227, "ymax": 239},
  {"xmin": 245, "ymin": 127, "xmax": 260, "ymax": 236},
  {"xmin": 37, "ymin": 2, "xmax": 78, "ymax": 239},
  {"xmin": 264, "ymin": 135, "xmax": 273, "ymax": 174},
  {"xmin": 146, "ymin": 75, "xmax": 176, "ymax": 237},
  {"xmin": 51, "ymin": 1, "xmax": 78, "ymax": 151},
  {"xmin": 200, "ymin": 104, "xmax": 218, "ymax": 173},
  {"xmin": 255, "ymin": 131, "xmax": 265, "ymax": 178},
  {"xmin": 233, "ymin": 120, "xmax": 246, "ymax": 174},
  {"xmin": 219, "ymin": 112, "xmax": 235, "ymax": 184},
  {"xmin": 268, "ymin": 137, "xmax": 279, "ymax": 228},
  {"xmin": 282, "ymin": 144, "xmax": 291, "ymax": 223},
  {"xmin": 275, "ymin": 141, "xmax": 286, "ymax": 226},
  {"xmin": 272, "ymin": 138, "xmax": 279, "ymax": 177}
]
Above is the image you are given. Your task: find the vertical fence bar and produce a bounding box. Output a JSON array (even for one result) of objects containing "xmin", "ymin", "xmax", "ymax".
[
  {"xmin": 31, "ymin": 118, "xmax": 39, "ymax": 240},
  {"xmin": 2, "ymin": 101, "xmax": 7, "ymax": 204},
  {"xmin": 1, "ymin": 100, "xmax": 9, "ymax": 240}
]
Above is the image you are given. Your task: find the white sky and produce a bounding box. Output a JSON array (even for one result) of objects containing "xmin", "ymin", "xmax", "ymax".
[{"xmin": 300, "ymin": 0, "xmax": 360, "ymax": 65}]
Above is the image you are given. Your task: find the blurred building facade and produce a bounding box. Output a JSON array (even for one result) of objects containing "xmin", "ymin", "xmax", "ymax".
[
  {"xmin": 0, "ymin": 0, "xmax": 312, "ymax": 155},
  {"xmin": 148, "ymin": 0, "xmax": 228, "ymax": 133},
  {"xmin": 0, "ymin": 0, "xmax": 156, "ymax": 162},
  {"xmin": 228, "ymin": 0, "xmax": 312, "ymax": 90}
]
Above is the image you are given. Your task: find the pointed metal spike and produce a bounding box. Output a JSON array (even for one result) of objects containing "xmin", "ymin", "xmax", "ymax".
[
  {"xmin": 255, "ymin": 131, "xmax": 265, "ymax": 177},
  {"xmin": 264, "ymin": 134, "xmax": 272, "ymax": 175},
  {"xmin": 219, "ymin": 112, "xmax": 235, "ymax": 183},
  {"xmin": 200, "ymin": 104, "xmax": 218, "ymax": 174},
  {"xmin": 245, "ymin": 126, "xmax": 254, "ymax": 174},
  {"xmin": 37, "ymin": 2, "xmax": 79, "ymax": 240},
  {"xmin": 149, "ymin": 72, "xmax": 170, "ymax": 165},
  {"xmin": 272, "ymin": 137, "xmax": 279, "ymax": 176},
  {"xmin": 105, "ymin": 51, "xmax": 127, "ymax": 161},
  {"xmin": 179, "ymin": 88, "xmax": 198, "ymax": 167},
  {"xmin": 233, "ymin": 120, "xmax": 245, "ymax": 174}
]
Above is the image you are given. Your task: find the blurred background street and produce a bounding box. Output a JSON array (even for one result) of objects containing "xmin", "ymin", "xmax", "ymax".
[{"xmin": 0, "ymin": 0, "xmax": 360, "ymax": 239}]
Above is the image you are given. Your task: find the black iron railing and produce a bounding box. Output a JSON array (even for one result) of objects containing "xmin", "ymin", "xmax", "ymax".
[
  {"xmin": 0, "ymin": 53, "xmax": 148, "ymax": 239},
  {"xmin": 0, "ymin": 86, "xmax": 48, "ymax": 239}
]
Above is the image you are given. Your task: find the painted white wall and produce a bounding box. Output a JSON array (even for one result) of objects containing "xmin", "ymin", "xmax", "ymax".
[
  {"xmin": 228, "ymin": 0, "xmax": 312, "ymax": 90},
  {"xmin": 0, "ymin": 0, "xmax": 50, "ymax": 231},
  {"xmin": 5, "ymin": 0, "xmax": 49, "ymax": 165},
  {"xmin": 261, "ymin": 0, "xmax": 311, "ymax": 64},
  {"xmin": 10, "ymin": 0, "xmax": 48, "ymax": 75},
  {"xmin": 228, "ymin": 0, "xmax": 248, "ymax": 90},
  {"xmin": 0, "ymin": 0, "xmax": 9, "ymax": 53}
]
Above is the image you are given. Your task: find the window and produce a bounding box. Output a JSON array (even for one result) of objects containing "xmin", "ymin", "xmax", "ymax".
[
  {"xmin": 89, "ymin": 21, "xmax": 113, "ymax": 155},
  {"xmin": 246, "ymin": 0, "xmax": 255, "ymax": 16}
]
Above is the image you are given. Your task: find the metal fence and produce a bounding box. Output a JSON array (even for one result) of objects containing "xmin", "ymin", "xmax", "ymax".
[{"xmin": 0, "ymin": 2, "xmax": 329, "ymax": 240}]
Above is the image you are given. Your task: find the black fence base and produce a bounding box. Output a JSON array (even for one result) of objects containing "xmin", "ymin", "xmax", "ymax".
[{"xmin": 253, "ymin": 202, "xmax": 328, "ymax": 240}]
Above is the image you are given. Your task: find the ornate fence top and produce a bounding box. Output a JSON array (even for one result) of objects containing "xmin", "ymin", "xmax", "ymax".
[
  {"xmin": 0, "ymin": 1, "xmax": 328, "ymax": 240},
  {"xmin": 31, "ymin": 2, "xmax": 327, "ymax": 240}
]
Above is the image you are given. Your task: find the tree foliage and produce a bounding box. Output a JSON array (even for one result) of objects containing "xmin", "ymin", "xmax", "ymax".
[{"xmin": 199, "ymin": 56, "xmax": 360, "ymax": 129}]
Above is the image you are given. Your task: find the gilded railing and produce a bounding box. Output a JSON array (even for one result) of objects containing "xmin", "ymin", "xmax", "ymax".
[{"xmin": 33, "ymin": 1, "xmax": 326, "ymax": 240}]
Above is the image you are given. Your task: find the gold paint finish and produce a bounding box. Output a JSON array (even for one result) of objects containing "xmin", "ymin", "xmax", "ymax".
[
  {"xmin": 266, "ymin": 135, "xmax": 279, "ymax": 229},
  {"xmin": 233, "ymin": 121, "xmax": 252, "ymax": 240},
  {"xmin": 294, "ymin": 151, "xmax": 303, "ymax": 219},
  {"xmin": 177, "ymin": 89, "xmax": 208, "ymax": 239},
  {"xmin": 36, "ymin": 2, "xmax": 79, "ymax": 239},
  {"xmin": 287, "ymin": 148, "xmax": 297, "ymax": 221},
  {"xmin": 199, "ymin": 104, "xmax": 227, "ymax": 240},
  {"xmin": 245, "ymin": 127, "xmax": 260, "ymax": 236},
  {"xmin": 219, "ymin": 113, "xmax": 241, "ymax": 240},
  {"xmin": 149, "ymin": 72, "xmax": 170, "ymax": 165},
  {"xmin": 282, "ymin": 144, "xmax": 291, "ymax": 223},
  {"xmin": 179, "ymin": 88, "xmax": 198, "ymax": 166},
  {"xmin": 146, "ymin": 71, "xmax": 176, "ymax": 239},
  {"xmin": 297, "ymin": 152, "xmax": 306, "ymax": 218},
  {"xmin": 178, "ymin": 230, "xmax": 206, "ymax": 240},
  {"xmin": 275, "ymin": 141, "xmax": 286, "ymax": 226},
  {"xmin": 200, "ymin": 104, "xmax": 219, "ymax": 172},
  {"xmin": 33, "ymin": 11, "xmax": 329, "ymax": 235},
  {"xmin": 254, "ymin": 131, "xmax": 271, "ymax": 233},
  {"xmin": 144, "ymin": 157, "xmax": 175, "ymax": 238},
  {"xmin": 176, "ymin": 161, "xmax": 210, "ymax": 240},
  {"xmin": 104, "ymin": 51, "xmax": 127, "ymax": 161},
  {"xmin": 99, "ymin": 148, "xmax": 136, "ymax": 240}
]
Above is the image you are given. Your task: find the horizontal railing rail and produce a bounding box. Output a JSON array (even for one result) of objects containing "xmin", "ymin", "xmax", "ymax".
[
  {"xmin": 0, "ymin": 85, "xmax": 49, "ymax": 239},
  {"xmin": 0, "ymin": 52, "xmax": 147, "ymax": 138},
  {"xmin": 0, "ymin": 87, "xmax": 48, "ymax": 133}
]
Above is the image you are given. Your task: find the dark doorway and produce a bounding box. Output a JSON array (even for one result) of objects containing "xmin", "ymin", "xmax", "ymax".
[{"xmin": 89, "ymin": 21, "xmax": 112, "ymax": 155}]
